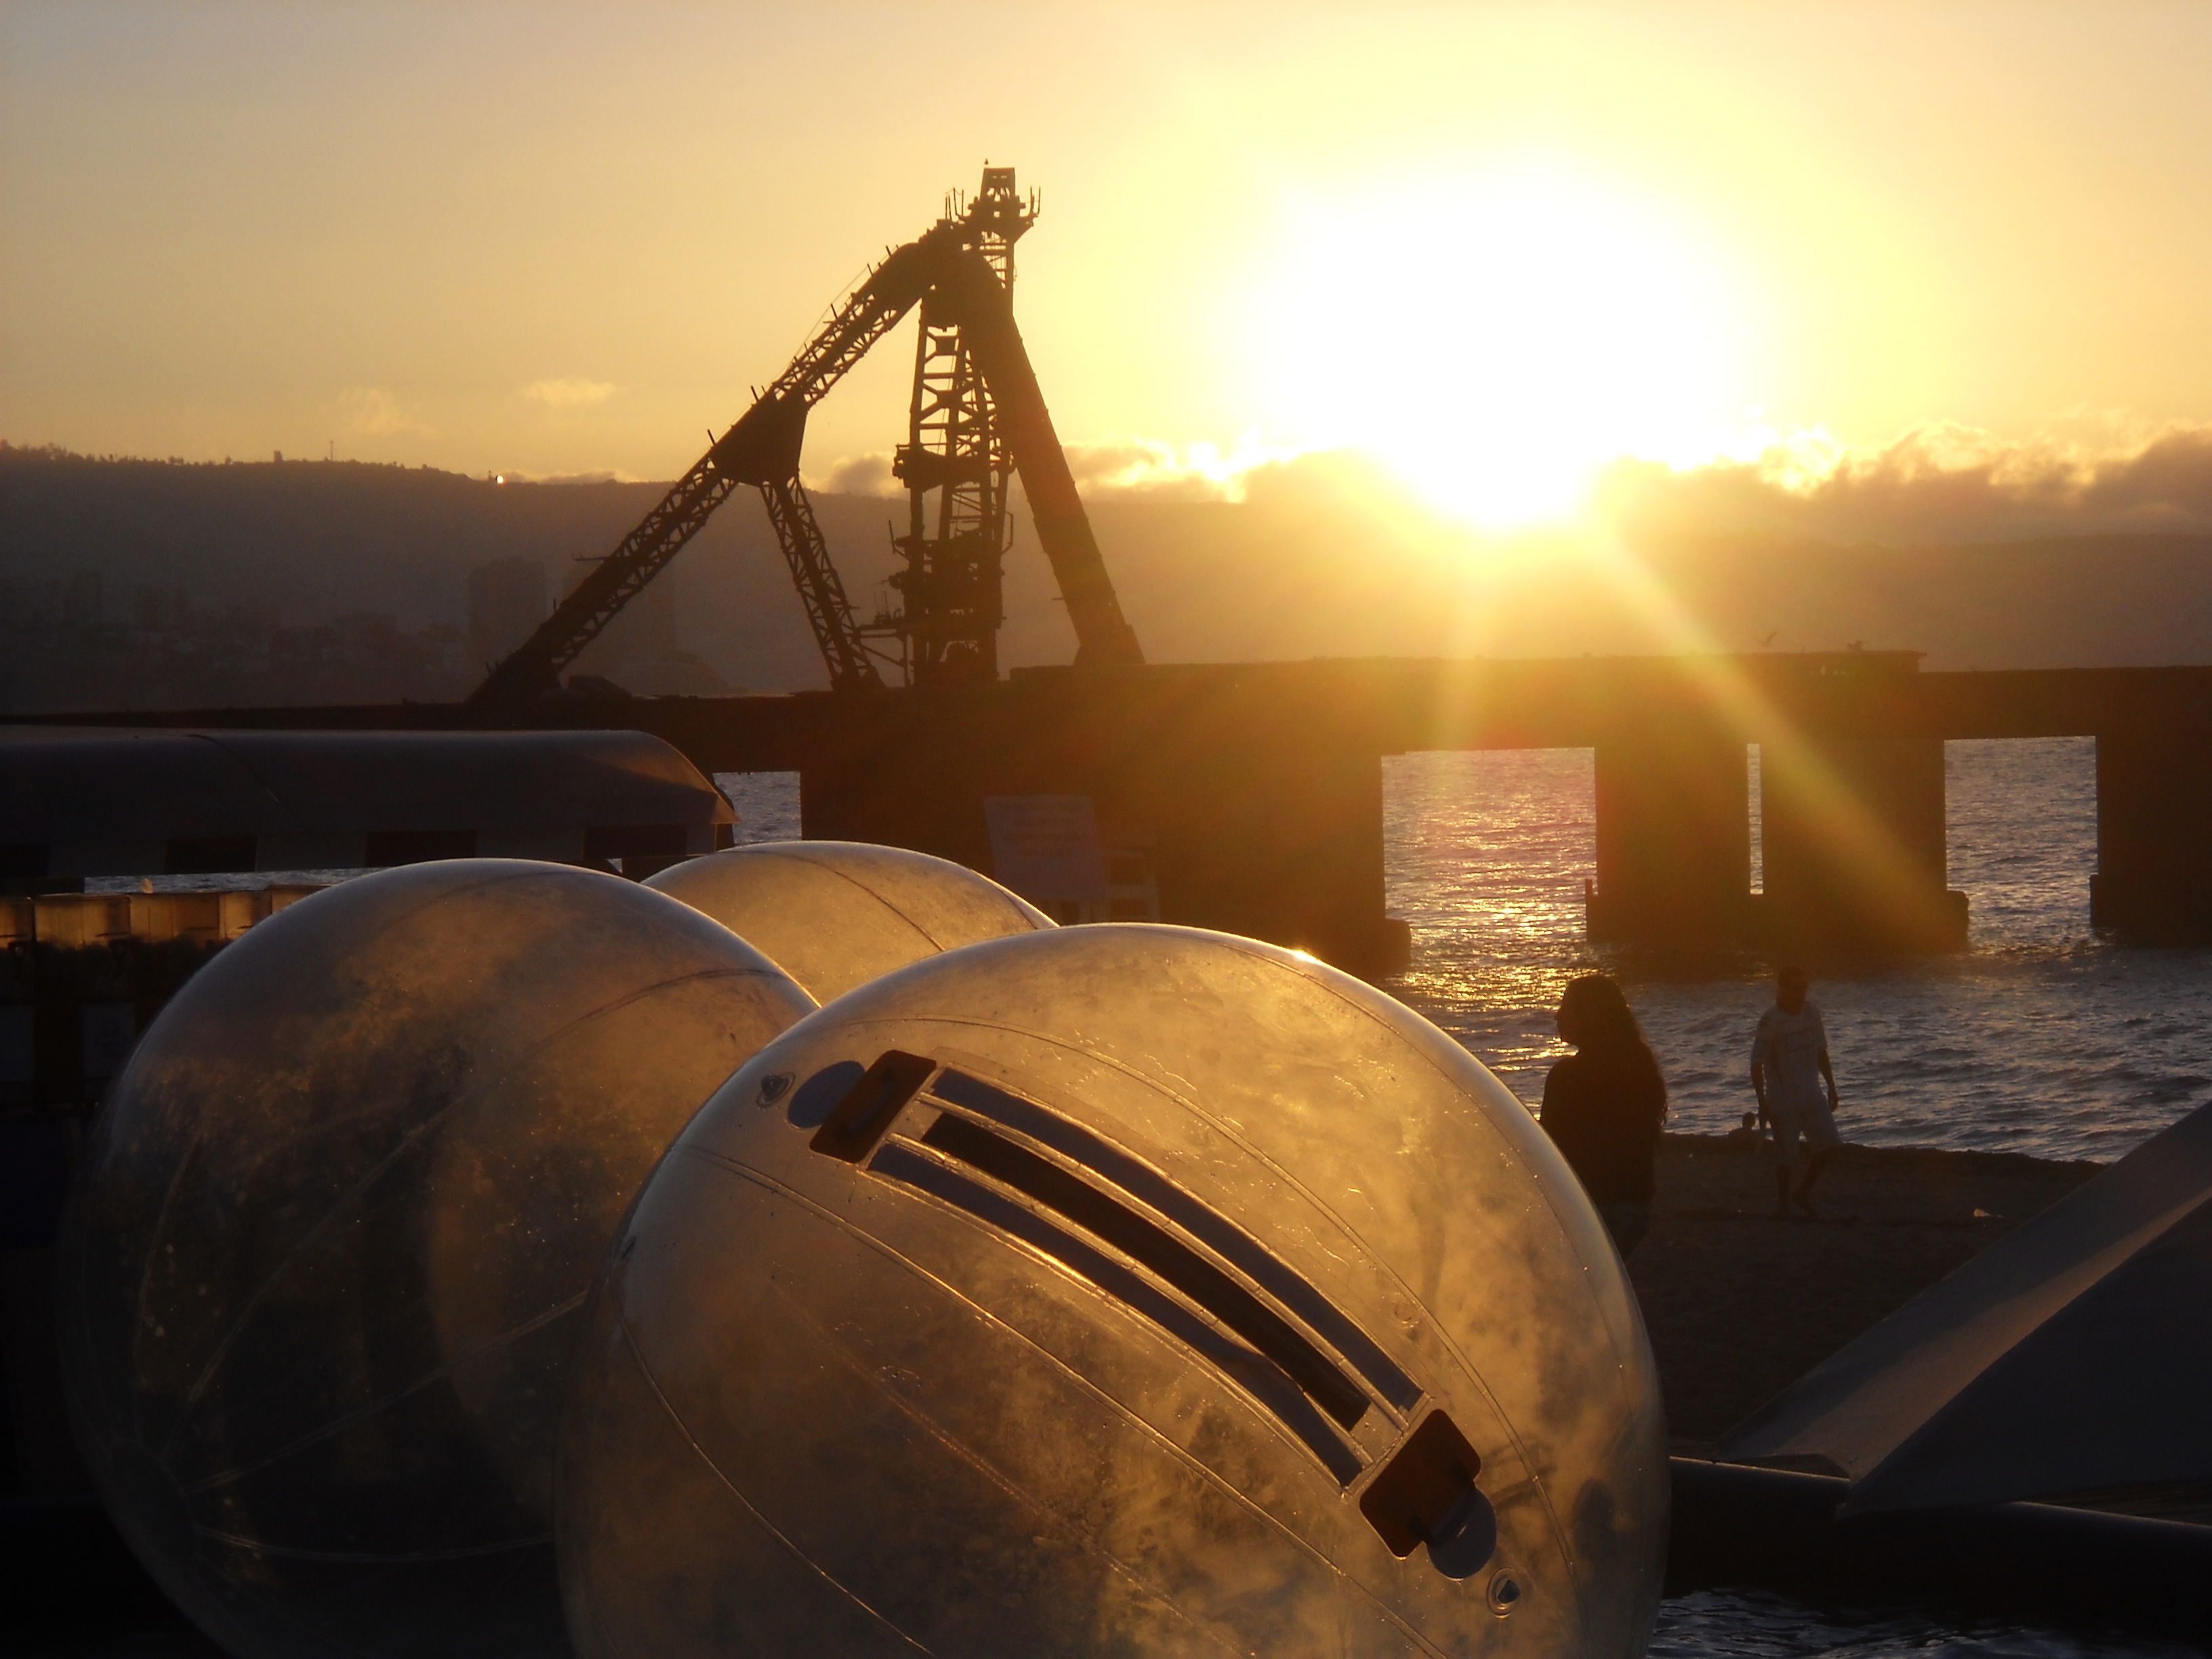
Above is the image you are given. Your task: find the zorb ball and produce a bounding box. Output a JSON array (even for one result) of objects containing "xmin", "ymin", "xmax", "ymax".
[
  {"xmin": 644, "ymin": 839, "xmax": 1050, "ymax": 1002},
  {"xmin": 558, "ymin": 925, "xmax": 1666, "ymax": 1659},
  {"xmin": 58, "ymin": 860, "xmax": 814, "ymax": 1659}
]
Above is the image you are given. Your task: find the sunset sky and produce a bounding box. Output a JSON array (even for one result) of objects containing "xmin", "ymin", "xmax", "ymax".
[{"xmin": 7, "ymin": 2, "xmax": 2212, "ymax": 529}]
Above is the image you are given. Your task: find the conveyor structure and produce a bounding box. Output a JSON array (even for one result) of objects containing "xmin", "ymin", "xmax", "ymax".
[{"xmin": 465, "ymin": 167, "xmax": 1141, "ymax": 712}]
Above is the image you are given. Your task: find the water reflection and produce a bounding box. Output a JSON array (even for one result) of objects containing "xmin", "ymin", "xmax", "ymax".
[
  {"xmin": 1652, "ymin": 1587, "xmax": 2198, "ymax": 1658},
  {"xmin": 1382, "ymin": 741, "xmax": 2212, "ymax": 1162}
]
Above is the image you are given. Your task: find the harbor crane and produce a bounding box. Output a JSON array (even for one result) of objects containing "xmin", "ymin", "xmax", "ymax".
[{"xmin": 466, "ymin": 167, "xmax": 1143, "ymax": 712}]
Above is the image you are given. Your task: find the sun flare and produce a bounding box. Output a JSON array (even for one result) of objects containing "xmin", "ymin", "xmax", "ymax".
[{"xmin": 1247, "ymin": 161, "xmax": 1757, "ymax": 527}]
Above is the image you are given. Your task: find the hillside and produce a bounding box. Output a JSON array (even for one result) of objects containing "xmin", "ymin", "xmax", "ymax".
[{"xmin": 4, "ymin": 445, "xmax": 2210, "ymax": 712}]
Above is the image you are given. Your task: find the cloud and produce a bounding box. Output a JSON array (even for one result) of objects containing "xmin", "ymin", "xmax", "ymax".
[
  {"xmin": 801, "ymin": 417, "xmax": 2212, "ymax": 556},
  {"xmin": 805, "ymin": 434, "xmax": 1301, "ymax": 504},
  {"xmin": 1061, "ymin": 435, "xmax": 1299, "ymax": 501},
  {"xmin": 500, "ymin": 469, "xmax": 642, "ymax": 485},
  {"xmin": 809, "ymin": 450, "xmax": 900, "ymax": 497},
  {"xmin": 522, "ymin": 377, "xmax": 617, "ymax": 411},
  {"xmin": 1597, "ymin": 419, "xmax": 2212, "ymax": 548},
  {"xmin": 336, "ymin": 386, "xmax": 432, "ymax": 437}
]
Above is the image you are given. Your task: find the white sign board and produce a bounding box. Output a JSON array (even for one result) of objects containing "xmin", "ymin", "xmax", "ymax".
[{"xmin": 983, "ymin": 795, "xmax": 1109, "ymax": 903}]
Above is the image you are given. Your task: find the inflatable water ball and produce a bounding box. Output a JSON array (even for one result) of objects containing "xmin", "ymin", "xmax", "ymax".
[
  {"xmin": 59, "ymin": 860, "xmax": 815, "ymax": 1659},
  {"xmin": 644, "ymin": 839, "xmax": 1050, "ymax": 1002},
  {"xmin": 558, "ymin": 924, "xmax": 1666, "ymax": 1659}
]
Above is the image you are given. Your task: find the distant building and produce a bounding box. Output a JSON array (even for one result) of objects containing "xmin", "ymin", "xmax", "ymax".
[{"xmin": 466, "ymin": 558, "xmax": 548, "ymax": 672}]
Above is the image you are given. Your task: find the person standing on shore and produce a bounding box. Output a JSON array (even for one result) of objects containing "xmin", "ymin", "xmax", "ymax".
[
  {"xmin": 1750, "ymin": 964, "xmax": 1842, "ymax": 1218},
  {"xmin": 1540, "ymin": 973, "xmax": 1669, "ymax": 1254}
]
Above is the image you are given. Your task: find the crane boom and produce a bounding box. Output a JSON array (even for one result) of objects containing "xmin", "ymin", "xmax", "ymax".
[
  {"xmin": 465, "ymin": 232, "xmax": 948, "ymax": 710},
  {"xmin": 758, "ymin": 475, "xmax": 879, "ymax": 690},
  {"xmin": 464, "ymin": 176, "xmax": 1142, "ymax": 712},
  {"xmin": 462, "ymin": 455, "xmax": 742, "ymax": 712}
]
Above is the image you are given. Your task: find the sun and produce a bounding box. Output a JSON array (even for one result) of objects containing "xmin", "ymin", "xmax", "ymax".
[{"xmin": 1246, "ymin": 159, "xmax": 1756, "ymax": 527}]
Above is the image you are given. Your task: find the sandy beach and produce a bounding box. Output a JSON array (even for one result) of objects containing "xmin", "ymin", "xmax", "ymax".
[{"xmin": 1635, "ymin": 1133, "xmax": 2101, "ymax": 1448}]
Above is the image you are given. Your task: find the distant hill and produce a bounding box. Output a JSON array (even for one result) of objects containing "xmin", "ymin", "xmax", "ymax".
[
  {"xmin": 1084, "ymin": 469, "xmax": 2212, "ymax": 671},
  {"xmin": 4, "ymin": 444, "xmax": 2210, "ymax": 713},
  {"xmin": 1576, "ymin": 531, "xmax": 2212, "ymax": 671},
  {"xmin": 0, "ymin": 447, "xmax": 922, "ymax": 708}
]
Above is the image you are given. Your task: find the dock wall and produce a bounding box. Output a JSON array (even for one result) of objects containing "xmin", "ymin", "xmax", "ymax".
[{"xmin": 17, "ymin": 653, "xmax": 2212, "ymax": 962}]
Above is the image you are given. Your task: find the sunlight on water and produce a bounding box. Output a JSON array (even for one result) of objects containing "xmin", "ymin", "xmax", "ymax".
[
  {"xmin": 720, "ymin": 769, "xmax": 802, "ymax": 844},
  {"xmin": 726, "ymin": 754, "xmax": 2211, "ymax": 1162},
  {"xmin": 1382, "ymin": 739, "xmax": 2212, "ymax": 1163},
  {"xmin": 1652, "ymin": 1588, "xmax": 2199, "ymax": 1658}
]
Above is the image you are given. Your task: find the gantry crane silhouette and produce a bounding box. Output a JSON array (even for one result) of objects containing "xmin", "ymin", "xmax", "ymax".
[{"xmin": 466, "ymin": 167, "xmax": 1143, "ymax": 713}]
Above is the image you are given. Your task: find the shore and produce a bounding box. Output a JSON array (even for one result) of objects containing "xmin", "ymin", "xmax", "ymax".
[{"xmin": 1633, "ymin": 1132, "xmax": 2101, "ymax": 1448}]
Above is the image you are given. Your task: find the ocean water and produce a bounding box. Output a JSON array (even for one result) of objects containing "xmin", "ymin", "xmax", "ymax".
[
  {"xmin": 1648, "ymin": 1589, "xmax": 2198, "ymax": 1658},
  {"xmin": 123, "ymin": 741, "xmax": 2207, "ymax": 1167},
  {"xmin": 1383, "ymin": 738, "xmax": 2212, "ymax": 1164},
  {"xmin": 729, "ymin": 742, "xmax": 2212, "ymax": 1162}
]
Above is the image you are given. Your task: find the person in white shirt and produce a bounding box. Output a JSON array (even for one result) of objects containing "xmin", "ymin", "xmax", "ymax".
[{"xmin": 1750, "ymin": 965, "xmax": 1841, "ymax": 1217}]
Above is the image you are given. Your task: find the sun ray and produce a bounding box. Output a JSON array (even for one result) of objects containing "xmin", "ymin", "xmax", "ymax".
[{"xmin": 1561, "ymin": 531, "xmax": 1948, "ymax": 924}]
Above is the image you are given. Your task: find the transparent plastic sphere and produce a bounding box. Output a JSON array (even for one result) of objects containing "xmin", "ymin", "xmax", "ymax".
[
  {"xmin": 58, "ymin": 859, "xmax": 815, "ymax": 1659},
  {"xmin": 644, "ymin": 839, "xmax": 1050, "ymax": 1002},
  {"xmin": 558, "ymin": 924, "xmax": 1666, "ymax": 1659}
]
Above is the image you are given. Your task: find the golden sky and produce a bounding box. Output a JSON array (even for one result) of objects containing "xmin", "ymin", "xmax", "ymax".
[{"xmin": 6, "ymin": 2, "xmax": 2211, "ymax": 527}]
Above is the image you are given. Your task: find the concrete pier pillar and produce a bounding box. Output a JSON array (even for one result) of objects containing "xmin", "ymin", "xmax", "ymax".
[
  {"xmin": 796, "ymin": 674, "xmax": 1409, "ymax": 977},
  {"xmin": 1760, "ymin": 735, "xmax": 1966, "ymax": 953},
  {"xmin": 2092, "ymin": 728, "xmax": 2212, "ymax": 943},
  {"xmin": 1587, "ymin": 727, "xmax": 1753, "ymax": 947}
]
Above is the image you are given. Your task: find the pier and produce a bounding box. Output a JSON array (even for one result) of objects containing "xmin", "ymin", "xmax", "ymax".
[{"xmin": 23, "ymin": 649, "xmax": 2212, "ymax": 970}]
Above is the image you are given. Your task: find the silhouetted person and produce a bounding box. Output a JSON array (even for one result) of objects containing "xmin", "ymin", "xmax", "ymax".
[
  {"xmin": 1540, "ymin": 973, "xmax": 1668, "ymax": 1254},
  {"xmin": 1751, "ymin": 964, "xmax": 1841, "ymax": 1217}
]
